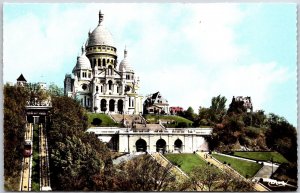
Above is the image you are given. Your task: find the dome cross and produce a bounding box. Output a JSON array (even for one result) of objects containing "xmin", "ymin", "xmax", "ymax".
[{"xmin": 99, "ymin": 10, "xmax": 104, "ymax": 25}]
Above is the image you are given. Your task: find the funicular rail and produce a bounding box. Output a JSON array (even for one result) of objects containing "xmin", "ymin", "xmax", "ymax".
[
  {"xmin": 20, "ymin": 123, "xmax": 33, "ymax": 191},
  {"xmin": 39, "ymin": 124, "xmax": 52, "ymax": 191}
]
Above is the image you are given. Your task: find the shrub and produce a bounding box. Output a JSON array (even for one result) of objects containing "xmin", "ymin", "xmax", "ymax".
[
  {"xmin": 92, "ymin": 118, "xmax": 102, "ymax": 126},
  {"xmin": 176, "ymin": 122, "xmax": 188, "ymax": 128}
]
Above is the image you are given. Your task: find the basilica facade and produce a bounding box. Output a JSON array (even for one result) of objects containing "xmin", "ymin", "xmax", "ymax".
[{"xmin": 64, "ymin": 11, "xmax": 143, "ymax": 114}]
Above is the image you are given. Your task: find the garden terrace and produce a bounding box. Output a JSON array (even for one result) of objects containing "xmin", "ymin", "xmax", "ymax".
[
  {"xmin": 232, "ymin": 151, "xmax": 289, "ymax": 164},
  {"xmin": 212, "ymin": 153, "xmax": 263, "ymax": 178}
]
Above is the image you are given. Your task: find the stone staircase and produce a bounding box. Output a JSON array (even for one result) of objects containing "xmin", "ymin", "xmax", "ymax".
[
  {"xmin": 134, "ymin": 123, "xmax": 164, "ymax": 131},
  {"xmin": 111, "ymin": 114, "xmax": 165, "ymax": 131},
  {"xmin": 111, "ymin": 114, "xmax": 144, "ymax": 127}
]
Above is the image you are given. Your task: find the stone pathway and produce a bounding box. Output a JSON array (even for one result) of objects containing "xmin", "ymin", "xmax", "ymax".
[
  {"xmin": 214, "ymin": 152, "xmax": 279, "ymax": 179},
  {"xmin": 112, "ymin": 152, "xmax": 144, "ymax": 165},
  {"xmin": 196, "ymin": 152, "xmax": 270, "ymax": 191},
  {"xmin": 255, "ymin": 165, "xmax": 277, "ymax": 179}
]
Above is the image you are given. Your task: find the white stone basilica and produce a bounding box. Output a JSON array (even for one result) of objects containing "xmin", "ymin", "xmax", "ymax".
[{"xmin": 64, "ymin": 11, "xmax": 143, "ymax": 114}]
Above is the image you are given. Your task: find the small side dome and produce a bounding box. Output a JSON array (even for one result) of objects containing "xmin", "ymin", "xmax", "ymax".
[
  {"xmin": 119, "ymin": 48, "xmax": 133, "ymax": 72},
  {"xmin": 73, "ymin": 46, "xmax": 91, "ymax": 73}
]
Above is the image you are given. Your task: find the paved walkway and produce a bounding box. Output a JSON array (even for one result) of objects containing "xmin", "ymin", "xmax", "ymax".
[
  {"xmin": 214, "ymin": 152, "xmax": 279, "ymax": 179},
  {"xmin": 112, "ymin": 152, "xmax": 144, "ymax": 165},
  {"xmin": 214, "ymin": 152, "xmax": 280, "ymax": 167},
  {"xmin": 196, "ymin": 152, "xmax": 269, "ymax": 191}
]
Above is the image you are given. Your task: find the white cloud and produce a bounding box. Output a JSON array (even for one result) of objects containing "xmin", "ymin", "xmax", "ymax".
[{"xmin": 4, "ymin": 3, "xmax": 292, "ymax": 118}]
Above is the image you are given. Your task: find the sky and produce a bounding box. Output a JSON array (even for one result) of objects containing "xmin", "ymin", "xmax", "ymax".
[{"xmin": 3, "ymin": 3, "xmax": 297, "ymax": 126}]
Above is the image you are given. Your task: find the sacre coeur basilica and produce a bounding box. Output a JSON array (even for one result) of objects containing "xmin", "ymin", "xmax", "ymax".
[
  {"xmin": 64, "ymin": 11, "xmax": 143, "ymax": 115},
  {"xmin": 64, "ymin": 11, "xmax": 212, "ymax": 153}
]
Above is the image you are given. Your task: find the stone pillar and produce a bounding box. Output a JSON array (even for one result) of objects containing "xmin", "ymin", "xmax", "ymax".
[
  {"xmin": 114, "ymin": 101, "xmax": 118, "ymax": 113},
  {"xmin": 106, "ymin": 100, "xmax": 109, "ymax": 113}
]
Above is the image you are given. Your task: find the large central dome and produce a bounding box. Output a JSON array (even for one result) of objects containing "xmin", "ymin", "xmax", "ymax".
[{"xmin": 87, "ymin": 11, "xmax": 115, "ymax": 47}]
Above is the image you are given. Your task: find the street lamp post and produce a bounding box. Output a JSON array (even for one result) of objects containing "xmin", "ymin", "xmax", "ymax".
[{"xmin": 271, "ymin": 157, "xmax": 273, "ymax": 175}]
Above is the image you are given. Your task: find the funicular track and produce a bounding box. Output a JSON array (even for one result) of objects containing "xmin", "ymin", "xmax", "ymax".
[
  {"xmin": 20, "ymin": 123, "xmax": 33, "ymax": 191},
  {"xmin": 20, "ymin": 123, "xmax": 52, "ymax": 191},
  {"xmin": 39, "ymin": 124, "xmax": 52, "ymax": 191}
]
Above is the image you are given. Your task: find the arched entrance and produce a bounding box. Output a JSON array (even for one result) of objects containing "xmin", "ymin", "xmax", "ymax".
[
  {"xmin": 136, "ymin": 138, "xmax": 147, "ymax": 152},
  {"xmin": 109, "ymin": 99, "xmax": 115, "ymax": 112},
  {"xmin": 156, "ymin": 139, "xmax": 166, "ymax": 153},
  {"xmin": 117, "ymin": 99, "xmax": 123, "ymax": 113},
  {"xmin": 100, "ymin": 99, "xmax": 107, "ymax": 112},
  {"xmin": 174, "ymin": 139, "xmax": 183, "ymax": 152}
]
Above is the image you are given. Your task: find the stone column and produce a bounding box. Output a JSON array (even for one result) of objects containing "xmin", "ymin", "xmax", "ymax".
[
  {"xmin": 106, "ymin": 99, "xmax": 109, "ymax": 113},
  {"xmin": 114, "ymin": 101, "xmax": 118, "ymax": 113}
]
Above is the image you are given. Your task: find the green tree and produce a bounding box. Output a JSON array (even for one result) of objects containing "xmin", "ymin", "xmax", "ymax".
[
  {"xmin": 189, "ymin": 164, "xmax": 221, "ymax": 191},
  {"xmin": 47, "ymin": 83, "xmax": 64, "ymax": 96},
  {"xmin": 51, "ymin": 135, "xmax": 105, "ymax": 190},
  {"xmin": 47, "ymin": 96, "xmax": 112, "ymax": 191},
  {"xmin": 197, "ymin": 106, "xmax": 211, "ymax": 125},
  {"xmin": 110, "ymin": 154, "xmax": 189, "ymax": 191},
  {"xmin": 4, "ymin": 85, "xmax": 29, "ymax": 190},
  {"xmin": 210, "ymin": 95, "xmax": 227, "ymax": 123},
  {"xmin": 252, "ymin": 110, "xmax": 267, "ymax": 127},
  {"xmin": 179, "ymin": 106, "xmax": 196, "ymax": 121},
  {"xmin": 265, "ymin": 113, "xmax": 297, "ymax": 162},
  {"xmin": 26, "ymin": 83, "xmax": 48, "ymax": 105}
]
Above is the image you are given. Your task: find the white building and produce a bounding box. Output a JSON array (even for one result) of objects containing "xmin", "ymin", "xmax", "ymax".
[
  {"xmin": 86, "ymin": 127, "xmax": 212, "ymax": 153},
  {"xmin": 64, "ymin": 11, "xmax": 143, "ymax": 114}
]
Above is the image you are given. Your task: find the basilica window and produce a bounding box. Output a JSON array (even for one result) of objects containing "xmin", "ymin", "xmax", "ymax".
[
  {"xmin": 82, "ymin": 72, "xmax": 87, "ymax": 78},
  {"xmin": 101, "ymin": 86, "xmax": 103, "ymax": 92},
  {"xmin": 96, "ymin": 86, "xmax": 99, "ymax": 92},
  {"xmin": 108, "ymin": 80, "xmax": 112, "ymax": 90},
  {"xmin": 98, "ymin": 59, "xmax": 101, "ymax": 66},
  {"xmin": 125, "ymin": 85, "xmax": 130, "ymax": 92},
  {"xmin": 108, "ymin": 66, "xmax": 113, "ymax": 75},
  {"xmin": 88, "ymin": 73, "xmax": 91, "ymax": 78},
  {"xmin": 82, "ymin": 84, "xmax": 87, "ymax": 90},
  {"xmin": 103, "ymin": 59, "xmax": 106, "ymax": 66},
  {"xmin": 117, "ymin": 86, "xmax": 119, "ymax": 93},
  {"xmin": 87, "ymin": 98, "xmax": 90, "ymax": 106}
]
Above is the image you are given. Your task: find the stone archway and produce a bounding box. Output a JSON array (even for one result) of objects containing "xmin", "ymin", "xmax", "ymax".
[
  {"xmin": 174, "ymin": 139, "xmax": 183, "ymax": 152},
  {"xmin": 101, "ymin": 99, "xmax": 107, "ymax": 112},
  {"xmin": 109, "ymin": 99, "xmax": 115, "ymax": 112},
  {"xmin": 136, "ymin": 138, "xmax": 147, "ymax": 152},
  {"xmin": 156, "ymin": 139, "xmax": 166, "ymax": 153},
  {"xmin": 117, "ymin": 99, "xmax": 123, "ymax": 113}
]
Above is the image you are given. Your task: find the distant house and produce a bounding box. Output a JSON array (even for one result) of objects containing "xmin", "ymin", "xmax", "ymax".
[
  {"xmin": 170, "ymin": 106, "xmax": 183, "ymax": 115},
  {"xmin": 143, "ymin": 91, "xmax": 169, "ymax": 114},
  {"xmin": 16, "ymin": 74, "xmax": 27, "ymax": 87},
  {"xmin": 229, "ymin": 96, "xmax": 253, "ymax": 113}
]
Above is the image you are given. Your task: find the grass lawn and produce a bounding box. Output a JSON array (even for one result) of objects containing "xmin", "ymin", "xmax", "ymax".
[
  {"xmin": 144, "ymin": 115, "xmax": 193, "ymax": 125},
  {"xmin": 233, "ymin": 151, "xmax": 289, "ymax": 164},
  {"xmin": 164, "ymin": 153, "xmax": 206, "ymax": 174},
  {"xmin": 87, "ymin": 113, "xmax": 119, "ymax": 127},
  {"xmin": 212, "ymin": 153, "xmax": 262, "ymax": 178}
]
